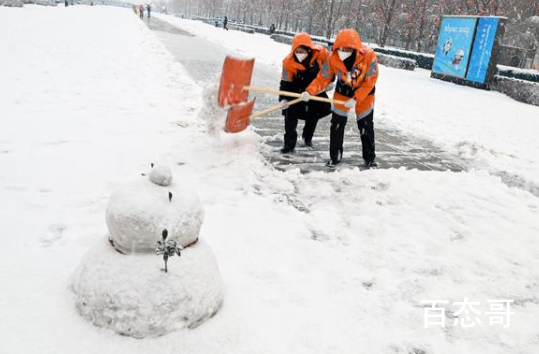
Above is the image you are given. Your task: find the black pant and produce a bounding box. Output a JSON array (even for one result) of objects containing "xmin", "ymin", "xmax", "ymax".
[
  {"xmin": 329, "ymin": 110, "xmax": 375, "ymax": 163},
  {"xmin": 283, "ymin": 110, "xmax": 318, "ymax": 149}
]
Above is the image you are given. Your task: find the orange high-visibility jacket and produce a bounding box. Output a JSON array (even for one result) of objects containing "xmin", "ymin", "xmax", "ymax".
[
  {"xmin": 306, "ymin": 29, "xmax": 378, "ymax": 118},
  {"xmin": 280, "ymin": 33, "xmax": 332, "ymax": 120},
  {"xmin": 281, "ymin": 33, "xmax": 328, "ymax": 82}
]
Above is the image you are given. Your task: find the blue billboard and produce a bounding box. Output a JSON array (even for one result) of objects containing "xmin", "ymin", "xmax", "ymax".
[
  {"xmin": 466, "ymin": 17, "xmax": 500, "ymax": 83},
  {"xmin": 432, "ymin": 17, "xmax": 477, "ymax": 78}
]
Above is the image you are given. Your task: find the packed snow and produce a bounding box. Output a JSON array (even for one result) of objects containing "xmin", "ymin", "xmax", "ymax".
[
  {"xmin": 72, "ymin": 238, "xmax": 223, "ymax": 338},
  {"xmin": 1, "ymin": 5, "xmax": 539, "ymax": 354},
  {"xmin": 106, "ymin": 172, "xmax": 203, "ymax": 253},
  {"xmin": 149, "ymin": 163, "xmax": 173, "ymax": 186},
  {"xmin": 75, "ymin": 162, "xmax": 220, "ymax": 338}
]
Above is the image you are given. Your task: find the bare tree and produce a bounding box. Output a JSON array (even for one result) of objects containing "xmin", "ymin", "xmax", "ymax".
[
  {"xmin": 377, "ymin": 0, "xmax": 401, "ymax": 47},
  {"xmin": 325, "ymin": 0, "xmax": 346, "ymax": 39},
  {"xmin": 167, "ymin": 0, "xmax": 538, "ymax": 54}
]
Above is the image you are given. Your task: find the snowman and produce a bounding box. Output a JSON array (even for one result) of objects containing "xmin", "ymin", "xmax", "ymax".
[{"xmin": 71, "ymin": 164, "xmax": 223, "ymax": 338}]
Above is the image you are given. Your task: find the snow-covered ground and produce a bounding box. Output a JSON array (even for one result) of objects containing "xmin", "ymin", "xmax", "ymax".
[{"xmin": 1, "ymin": 5, "xmax": 539, "ymax": 354}]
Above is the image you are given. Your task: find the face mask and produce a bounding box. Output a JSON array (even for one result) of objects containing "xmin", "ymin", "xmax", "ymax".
[
  {"xmin": 338, "ymin": 50, "xmax": 352, "ymax": 61},
  {"xmin": 295, "ymin": 52, "xmax": 308, "ymax": 62}
]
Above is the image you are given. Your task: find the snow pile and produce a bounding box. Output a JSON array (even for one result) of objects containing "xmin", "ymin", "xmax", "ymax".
[
  {"xmin": 199, "ymin": 81, "xmax": 227, "ymax": 135},
  {"xmin": 270, "ymin": 34, "xmax": 294, "ymax": 45},
  {"xmin": 492, "ymin": 75, "xmax": 539, "ymax": 107},
  {"xmin": 197, "ymin": 80, "xmax": 263, "ymax": 152},
  {"xmin": 71, "ymin": 238, "xmax": 222, "ymax": 338},
  {"xmin": 1, "ymin": 0, "xmax": 23, "ymax": 7},
  {"xmin": 73, "ymin": 165, "xmax": 222, "ymax": 337},
  {"xmin": 496, "ymin": 65, "xmax": 539, "ymax": 84},
  {"xmin": 376, "ymin": 52, "xmax": 417, "ymax": 71}
]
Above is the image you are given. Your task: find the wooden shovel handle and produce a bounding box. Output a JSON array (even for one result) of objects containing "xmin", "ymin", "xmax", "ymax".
[
  {"xmin": 243, "ymin": 85, "xmax": 347, "ymax": 105},
  {"xmin": 250, "ymin": 97, "xmax": 303, "ymax": 119}
]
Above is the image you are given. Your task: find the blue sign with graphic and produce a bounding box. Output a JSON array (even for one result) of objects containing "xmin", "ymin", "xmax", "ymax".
[
  {"xmin": 432, "ymin": 17, "xmax": 477, "ymax": 78},
  {"xmin": 466, "ymin": 17, "xmax": 500, "ymax": 83}
]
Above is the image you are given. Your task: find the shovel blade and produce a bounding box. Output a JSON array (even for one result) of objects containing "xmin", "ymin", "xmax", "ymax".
[
  {"xmin": 225, "ymin": 99, "xmax": 255, "ymax": 133},
  {"xmin": 218, "ymin": 56, "xmax": 255, "ymax": 107}
]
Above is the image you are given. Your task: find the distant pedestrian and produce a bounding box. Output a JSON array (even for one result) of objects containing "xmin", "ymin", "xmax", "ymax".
[
  {"xmin": 139, "ymin": 4, "xmax": 144, "ymax": 19},
  {"xmin": 223, "ymin": 16, "xmax": 228, "ymax": 31},
  {"xmin": 146, "ymin": 4, "xmax": 151, "ymax": 18},
  {"xmin": 64, "ymin": 0, "xmax": 68, "ymax": 6},
  {"xmin": 270, "ymin": 23, "xmax": 275, "ymax": 34}
]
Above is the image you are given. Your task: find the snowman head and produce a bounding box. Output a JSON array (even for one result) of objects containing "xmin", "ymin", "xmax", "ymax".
[{"xmin": 149, "ymin": 163, "xmax": 173, "ymax": 187}]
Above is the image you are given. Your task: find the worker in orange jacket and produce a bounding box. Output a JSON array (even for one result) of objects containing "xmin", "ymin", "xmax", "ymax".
[
  {"xmin": 279, "ymin": 33, "xmax": 332, "ymax": 153},
  {"xmin": 300, "ymin": 29, "xmax": 379, "ymax": 168}
]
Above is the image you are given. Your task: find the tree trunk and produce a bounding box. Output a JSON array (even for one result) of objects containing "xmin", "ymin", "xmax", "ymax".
[
  {"xmin": 326, "ymin": 0, "xmax": 335, "ymax": 39},
  {"xmin": 416, "ymin": 0, "xmax": 427, "ymax": 52},
  {"xmin": 343, "ymin": 0, "xmax": 354, "ymax": 28},
  {"xmin": 354, "ymin": 1, "xmax": 363, "ymax": 33},
  {"xmin": 307, "ymin": 2, "xmax": 314, "ymax": 33},
  {"xmin": 330, "ymin": 0, "xmax": 345, "ymax": 36},
  {"xmin": 286, "ymin": 0, "xmax": 292, "ymax": 31},
  {"xmin": 380, "ymin": 0, "xmax": 398, "ymax": 47},
  {"xmin": 278, "ymin": 0, "xmax": 286, "ymax": 28},
  {"xmin": 267, "ymin": 2, "xmax": 273, "ymax": 28}
]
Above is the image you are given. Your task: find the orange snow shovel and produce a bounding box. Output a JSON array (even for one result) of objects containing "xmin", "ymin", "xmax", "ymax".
[
  {"xmin": 218, "ymin": 56, "xmax": 255, "ymax": 107},
  {"xmin": 219, "ymin": 56, "xmax": 346, "ymax": 133}
]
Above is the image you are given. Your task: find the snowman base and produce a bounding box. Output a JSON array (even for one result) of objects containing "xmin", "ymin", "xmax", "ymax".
[{"xmin": 71, "ymin": 237, "xmax": 223, "ymax": 338}]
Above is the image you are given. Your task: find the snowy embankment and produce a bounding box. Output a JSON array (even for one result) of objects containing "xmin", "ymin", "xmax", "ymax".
[
  {"xmin": 157, "ymin": 14, "xmax": 539, "ymax": 195},
  {"xmin": 1, "ymin": 6, "xmax": 539, "ymax": 354}
]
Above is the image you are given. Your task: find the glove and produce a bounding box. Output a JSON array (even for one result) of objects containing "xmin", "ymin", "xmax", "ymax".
[
  {"xmin": 344, "ymin": 98, "xmax": 357, "ymax": 109},
  {"xmin": 300, "ymin": 92, "xmax": 310, "ymax": 102},
  {"xmin": 325, "ymin": 82, "xmax": 335, "ymax": 92},
  {"xmin": 280, "ymin": 100, "xmax": 289, "ymax": 110}
]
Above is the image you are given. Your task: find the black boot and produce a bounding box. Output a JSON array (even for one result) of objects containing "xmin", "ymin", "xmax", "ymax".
[
  {"xmin": 326, "ymin": 160, "xmax": 342, "ymax": 168},
  {"xmin": 282, "ymin": 111, "xmax": 298, "ymax": 153},
  {"xmin": 281, "ymin": 146, "xmax": 295, "ymax": 153},
  {"xmin": 302, "ymin": 117, "xmax": 318, "ymax": 148},
  {"xmin": 365, "ymin": 160, "xmax": 378, "ymax": 168},
  {"xmin": 329, "ymin": 113, "xmax": 347, "ymax": 164},
  {"xmin": 357, "ymin": 111, "xmax": 376, "ymax": 164}
]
